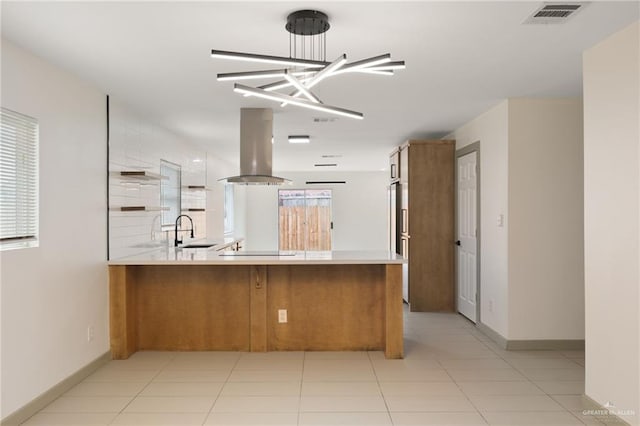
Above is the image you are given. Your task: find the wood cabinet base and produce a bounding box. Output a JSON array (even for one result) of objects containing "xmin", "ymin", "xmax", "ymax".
[{"xmin": 109, "ymin": 264, "xmax": 403, "ymax": 359}]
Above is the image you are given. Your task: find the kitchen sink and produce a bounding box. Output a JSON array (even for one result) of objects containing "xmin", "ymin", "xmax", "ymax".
[{"xmin": 180, "ymin": 243, "xmax": 216, "ymax": 249}]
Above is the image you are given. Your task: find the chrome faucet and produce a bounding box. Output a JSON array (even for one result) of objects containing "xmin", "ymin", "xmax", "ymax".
[{"xmin": 174, "ymin": 214, "xmax": 194, "ymax": 247}]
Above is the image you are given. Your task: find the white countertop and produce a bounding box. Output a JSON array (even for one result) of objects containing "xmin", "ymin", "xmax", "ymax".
[{"xmin": 108, "ymin": 249, "xmax": 405, "ymax": 265}]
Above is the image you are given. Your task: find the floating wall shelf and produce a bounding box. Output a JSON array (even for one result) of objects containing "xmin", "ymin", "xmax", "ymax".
[
  {"xmin": 182, "ymin": 185, "xmax": 210, "ymax": 191},
  {"xmin": 109, "ymin": 206, "xmax": 169, "ymax": 212},
  {"xmin": 111, "ymin": 171, "xmax": 168, "ymax": 180}
]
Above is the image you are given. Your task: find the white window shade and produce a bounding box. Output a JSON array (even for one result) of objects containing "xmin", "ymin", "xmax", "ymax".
[{"xmin": 0, "ymin": 107, "xmax": 39, "ymax": 250}]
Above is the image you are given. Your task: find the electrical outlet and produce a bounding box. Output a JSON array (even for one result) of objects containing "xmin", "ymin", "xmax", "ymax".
[
  {"xmin": 87, "ymin": 325, "xmax": 94, "ymax": 342},
  {"xmin": 278, "ymin": 309, "xmax": 287, "ymax": 323}
]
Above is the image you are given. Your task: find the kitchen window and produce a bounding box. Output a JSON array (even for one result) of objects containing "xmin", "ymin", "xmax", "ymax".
[
  {"xmin": 0, "ymin": 108, "xmax": 39, "ymax": 251},
  {"xmin": 278, "ymin": 189, "xmax": 332, "ymax": 251},
  {"xmin": 160, "ymin": 160, "xmax": 181, "ymax": 227}
]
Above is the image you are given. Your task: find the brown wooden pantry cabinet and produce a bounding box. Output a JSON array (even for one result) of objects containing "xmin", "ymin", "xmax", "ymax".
[{"xmin": 389, "ymin": 140, "xmax": 455, "ymax": 312}]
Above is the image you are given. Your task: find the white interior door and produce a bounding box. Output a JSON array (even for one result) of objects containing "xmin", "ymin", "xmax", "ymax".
[{"xmin": 457, "ymin": 151, "xmax": 478, "ymax": 322}]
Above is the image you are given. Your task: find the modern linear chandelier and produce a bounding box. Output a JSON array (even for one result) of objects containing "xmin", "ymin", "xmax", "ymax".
[{"xmin": 211, "ymin": 10, "xmax": 405, "ymax": 120}]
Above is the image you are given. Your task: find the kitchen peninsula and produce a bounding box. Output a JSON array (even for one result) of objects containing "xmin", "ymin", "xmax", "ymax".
[{"xmin": 108, "ymin": 250, "xmax": 405, "ymax": 359}]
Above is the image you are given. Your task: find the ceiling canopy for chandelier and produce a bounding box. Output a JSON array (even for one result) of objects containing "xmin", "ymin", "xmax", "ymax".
[{"xmin": 211, "ymin": 10, "xmax": 405, "ymax": 120}]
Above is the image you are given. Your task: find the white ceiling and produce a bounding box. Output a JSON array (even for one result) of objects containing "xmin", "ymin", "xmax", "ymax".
[{"xmin": 1, "ymin": 1, "xmax": 638, "ymax": 172}]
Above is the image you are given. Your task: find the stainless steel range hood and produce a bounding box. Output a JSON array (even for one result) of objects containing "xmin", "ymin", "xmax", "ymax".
[{"xmin": 221, "ymin": 108, "xmax": 290, "ymax": 185}]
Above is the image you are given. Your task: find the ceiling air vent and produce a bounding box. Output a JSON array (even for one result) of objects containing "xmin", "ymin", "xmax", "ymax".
[
  {"xmin": 305, "ymin": 181, "xmax": 346, "ymax": 185},
  {"xmin": 523, "ymin": 3, "xmax": 585, "ymax": 24}
]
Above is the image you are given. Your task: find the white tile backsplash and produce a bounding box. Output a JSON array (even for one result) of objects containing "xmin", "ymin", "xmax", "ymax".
[{"xmin": 108, "ymin": 100, "xmax": 208, "ymax": 259}]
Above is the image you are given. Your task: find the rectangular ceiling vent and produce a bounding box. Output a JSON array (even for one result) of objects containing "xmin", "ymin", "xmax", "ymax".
[
  {"xmin": 305, "ymin": 180, "xmax": 346, "ymax": 185},
  {"xmin": 523, "ymin": 3, "xmax": 585, "ymax": 24}
]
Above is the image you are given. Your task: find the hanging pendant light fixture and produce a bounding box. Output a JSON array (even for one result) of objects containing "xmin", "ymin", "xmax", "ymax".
[{"xmin": 211, "ymin": 10, "xmax": 405, "ymax": 120}]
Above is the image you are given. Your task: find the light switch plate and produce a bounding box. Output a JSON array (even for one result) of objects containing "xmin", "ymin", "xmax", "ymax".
[{"xmin": 278, "ymin": 309, "xmax": 287, "ymax": 323}]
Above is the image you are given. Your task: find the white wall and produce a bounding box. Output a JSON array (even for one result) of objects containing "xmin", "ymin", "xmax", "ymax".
[
  {"xmin": 241, "ymin": 171, "xmax": 388, "ymax": 251},
  {"xmin": 446, "ymin": 101, "xmax": 510, "ymax": 337},
  {"xmin": 508, "ymin": 98, "xmax": 584, "ymax": 340},
  {"xmin": 447, "ymin": 98, "xmax": 584, "ymax": 342},
  {"xmin": 231, "ymin": 185, "xmax": 248, "ymax": 243},
  {"xmin": 0, "ymin": 39, "xmax": 108, "ymax": 419},
  {"xmin": 583, "ymin": 21, "xmax": 639, "ymax": 425}
]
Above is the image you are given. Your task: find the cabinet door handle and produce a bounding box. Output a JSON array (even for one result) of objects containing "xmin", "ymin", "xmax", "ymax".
[
  {"xmin": 455, "ymin": 240, "xmax": 461, "ymax": 246},
  {"xmin": 255, "ymin": 266, "xmax": 262, "ymax": 289},
  {"xmin": 402, "ymin": 209, "xmax": 408, "ymax": 233}
]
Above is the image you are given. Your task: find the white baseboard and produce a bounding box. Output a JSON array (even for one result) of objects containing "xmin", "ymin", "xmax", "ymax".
[
  {"xmin": 476, "ymin": 322, "xmax": 585, "ymax": 350},
  {"xmin": 476, "ymin": 321, "xmax": 508, "ymax": 348},
  {"xmin": 1, "ymin": 351, "xmax": 111, "ymax": 426},
  {"xmin": 583, "ymin": 394, "xmax": 632, "ymax": 426}
]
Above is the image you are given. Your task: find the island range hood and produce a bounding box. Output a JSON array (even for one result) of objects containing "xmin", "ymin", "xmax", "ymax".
[{"xmin": 220, "ymin": 108, "xmax": 290, "ymax": 185}]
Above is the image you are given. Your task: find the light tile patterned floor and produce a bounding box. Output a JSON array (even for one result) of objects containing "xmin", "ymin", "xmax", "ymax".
[{"xmin": 22, "ymin": 309, "xmax": 613, "ymax": 425}]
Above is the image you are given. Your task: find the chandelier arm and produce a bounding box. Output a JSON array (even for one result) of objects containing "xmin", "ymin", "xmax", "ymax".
[
  {"xmin": 251, "ymin": 58, "xmax": 402, "ymax": 95},
  {"xmin": 256, "ymin": 75, "xmax": 314, "ymax": 92},
  {"xmin": 282, "ymin": 54, "xmax": 347, "ymax": 106},
  {"xmin": 233, "ymin": 84, "xmax": 363, "ymax": 120},
  {"xmin": 365, "ymin": 61, "xmax": 406, "ymax": 71},
  {"xmin": 217, "ymin": 69, "xmax": 288, "ymax": 82},
  {"xmin": 331, "ymin": 54, "xmax": 393, "ymax": 74},
  {"xmin": 334, "ymin": 61, "xmax": 405, "ymax": 77},
  {"xmin": 355, "ymin": 69, "xmax": 394, "ymax": 76},
  {"xmin": 283, "ymin": 72, "xmax": 323, "ymax": 104},
  {"xmin": 257, "ymin": 80, "xmax": 295, "ymax": 92},
  {"xmin": 302, "ymin": 54, "xmax": 347, "ymax": 89},
  {"xmin": 211, "ymin": 49, "xmax": 329, "ymax": 68},
  {"xmin": 219, "ymin": 69, "xmax": 317, "ymax": 83}
]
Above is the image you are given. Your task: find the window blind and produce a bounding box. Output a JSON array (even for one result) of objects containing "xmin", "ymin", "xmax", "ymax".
[{"xmin": 0, "ymin": 107, "xmax": 39, "ymax": 249}]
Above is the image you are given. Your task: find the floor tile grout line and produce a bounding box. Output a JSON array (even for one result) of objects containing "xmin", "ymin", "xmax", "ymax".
[
  {"xmin": 441, "ymin": 334, "xmax": 491, "ymax": 426},
  {"xmin": 199, "ymin": 352, "xmax": 241, "ymax": 425},
  {"xmin": 484, "ymin": 340, "xmax": 588, "ymax": 418},
  {"xmin": 566, "ymin": 407, "xmax": 607, "ymax": 426},
  {"xmin": 368, "ymin": 350, "xmax": 394, "ymax": 426},
  {"xmin": 106, "ymin": 357, "xmax": 169, "ymax": 425},
  {"xmin": 297, "ymin": 351, "xmax": 306, "ymax": 426},
  {"xmin": 102, "ymin": 352, "xmax": 238, "ymax": 425}
]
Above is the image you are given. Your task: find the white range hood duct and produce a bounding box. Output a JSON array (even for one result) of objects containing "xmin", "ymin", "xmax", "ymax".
[{"xmin": 221, "ymin": 108, "xmax": 290, "ymax": 185}]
